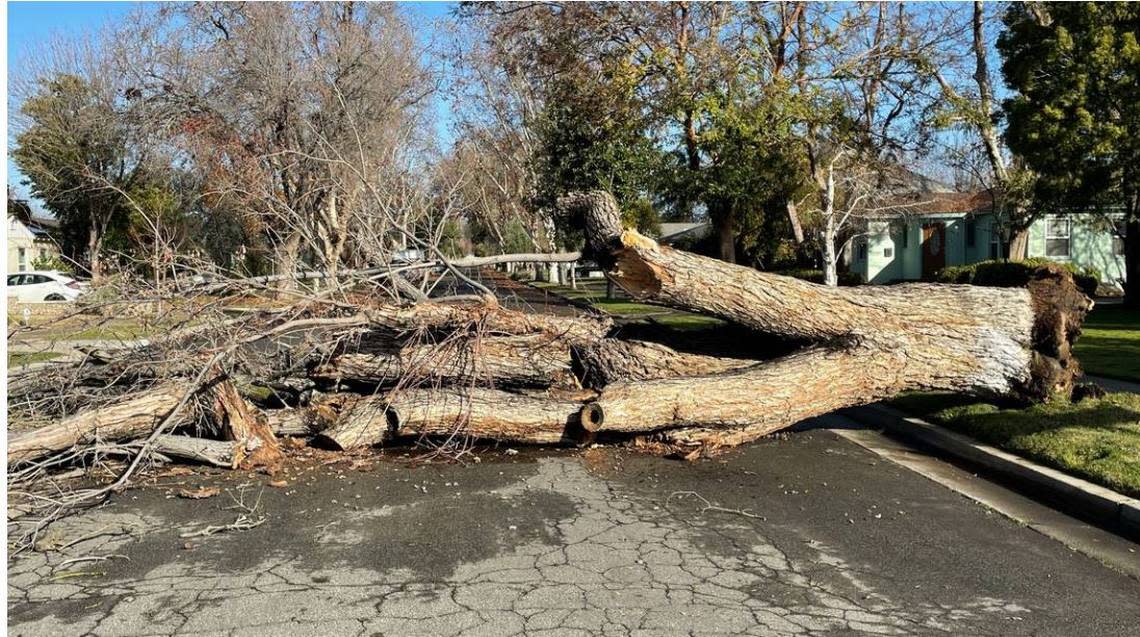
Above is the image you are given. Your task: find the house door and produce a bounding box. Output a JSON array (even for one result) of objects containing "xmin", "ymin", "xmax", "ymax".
[{"xmin": 921, "ymin": 223, "xmax": 946, "ymax": 279}]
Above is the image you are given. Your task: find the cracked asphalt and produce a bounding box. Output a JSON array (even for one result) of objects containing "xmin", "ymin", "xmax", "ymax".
[{"xmin": 8, "ymin": 429, "xmax": 1140, "ymax": 636}]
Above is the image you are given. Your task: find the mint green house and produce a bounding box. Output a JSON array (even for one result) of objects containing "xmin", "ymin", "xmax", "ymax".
[{"xmin": 847, "ymin": 192, "xmax": 1126, "ymax": 288}]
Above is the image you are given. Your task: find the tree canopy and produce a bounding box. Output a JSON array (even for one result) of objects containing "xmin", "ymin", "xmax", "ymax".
[{"xmin": 1000, "ymin": 1, "xmax": 1140, "ymax": 303}]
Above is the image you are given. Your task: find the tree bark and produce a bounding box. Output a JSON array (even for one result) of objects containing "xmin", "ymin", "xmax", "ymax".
[
  {"xmin": 364, "ymin": 301, "xmax": 612, "ymax": 346},
  {"xmin": 575, "ymin": 339, "xmax": 755, "ymax": 388},
  {"xmin": 315, "ymin": 387, "xmax": 590, "ymax": 450},
  {"xmin": 206, "ymin": 377, "xmax": 283, "ymax": 469},
  {"xmin": 8, "ymin": 383, "xmax": 190, "ymax": 465},
  {"xmin": 312, "ymin": 335, "xmax": 575, "ymax": 389},
  {"xmin": 1008, "ymin": 225, "xmax": 1030, "ymax": 261},
  {"xmin": 147, "ymin": 435, "xmax": 241, "ymax": 468},
  {"xmin": 560, "ymin": 191, "xmax": 1090, "ymax": 453},
  {"xmin": 87, "ymin": 222, "xmax": 104, "ymax": 285}
]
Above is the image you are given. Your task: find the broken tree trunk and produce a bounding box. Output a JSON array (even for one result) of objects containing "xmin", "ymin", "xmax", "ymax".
[
  {"xmin": 364, "ymin": 300, "xmax": 612, "ymax": 346},
  {"xmin": 559, "ymin": 191, "xmax": 1091, "ymax": 450},
  {"xmin": 315, "ymin": 387, "xmax": 591, "ymax": 450},
  {"xmin": 575, "ymin": 339, "xmax": 757, "ymax": 387},
  {"xmin": 8, "ymin": 383, "xmax": 191, "ymax": 465},
  {"xmin": 206, "ymin": 377, "xmax": 284, "ymax": 469}
]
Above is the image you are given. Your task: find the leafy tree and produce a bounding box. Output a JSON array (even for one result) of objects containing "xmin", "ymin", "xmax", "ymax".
[
  {"xmin": 534, "ymin": 72, "xmax": 663, "ymax": 246},
  {"xmin": 999, "ymin": 2, "xmax": 1140, "ymax": 303},
  {"xmin": 13, "ymin": 74, "xmax": 143, "ymax": 282}
]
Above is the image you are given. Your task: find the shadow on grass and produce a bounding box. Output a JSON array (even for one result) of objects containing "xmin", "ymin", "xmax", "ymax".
[{"xmin": 892, "ymin": 392, "xmax": 1140, "ymax": 498}]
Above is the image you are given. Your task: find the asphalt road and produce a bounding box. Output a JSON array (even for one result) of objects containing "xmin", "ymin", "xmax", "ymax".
[{"xmin": 9, "ymin": 427, "xmax": 1140, "ymax": 637}]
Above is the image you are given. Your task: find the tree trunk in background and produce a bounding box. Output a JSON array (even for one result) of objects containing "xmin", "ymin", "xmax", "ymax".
[
  {"xmin": 714, "ymin": 213, "xmax": 736, "ymax": 264},
  {"xmin": 87, "ymin": 223, "xmax": 103, "ymax": 284},
  {"xmin": 786, "ymin": 199, "xmax": 805, "ymax": 244},
  {"xmin": 274, "ymin": 231, "xmax": 303, "ymax": 297},
  {"xmin": 1125, "ymin": 215, "xmax": 1140, "ymax": 308},
  {"xmin": 1008, "ymin": 225, "xmax": 1030, "ymax": 261}
]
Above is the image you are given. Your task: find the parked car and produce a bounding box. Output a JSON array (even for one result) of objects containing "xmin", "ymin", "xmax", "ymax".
[
  {"xmin": 6, "ymin": 270, "xmax": 85, "ymax": 302},
  {"xmin": 392, "ymin": 248, "xmax": 425, "ymax": 264}
]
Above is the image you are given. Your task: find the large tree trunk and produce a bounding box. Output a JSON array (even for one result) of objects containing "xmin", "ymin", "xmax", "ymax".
[
  {"xmin": 315, "ymin": 387, "xmax": 590, "ymax": 450},
  {"xmin": 1008, "ymin": 225, "xmax": 1031, "ymax": 262},
  {"xmin": 9, "ymin": 383, "xmax": 190, "ymax": 465},
  {"xmin": 311, "ymin": 335, "xmax": 575, "ymax": 389},
  {"xmin": 575, "ymin": 339, "xmax": 755, "ymax": 388},
  {"xmin": 562, "ymin": 191, "xmax": 1090, "ymax": 451}
]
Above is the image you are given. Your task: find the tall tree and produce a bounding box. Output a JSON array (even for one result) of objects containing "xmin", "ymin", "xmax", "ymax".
[
  {"xmin": 128, "ymin": 2, "xmax": 435, "ymax": 288},
  {"xmin": 1000, "ymin": 2, "xmax": 1140, "ymax": 304},
  {"xmin": 928, "ymin": 1, "xmax": 1034, "ymax": 260},
  {"xmin": 13, "ymin": 72, "xmax": 146, "ymax": 283}
]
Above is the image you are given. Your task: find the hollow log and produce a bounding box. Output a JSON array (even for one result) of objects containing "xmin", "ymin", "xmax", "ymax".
[
  {"xmin": 311, "ymin": 335, "xmax": 575, "ymax": 389},
  {"xmin": 8, "ymin": 383, "xmax": 191, "ymax": 465},
  {"xmin": 315, "ymin": 387, "xmax": 589, "ymax": 450},
  {"xmin": 557, "ymin": 190, "xmax": 1092, "ymax": 451}
]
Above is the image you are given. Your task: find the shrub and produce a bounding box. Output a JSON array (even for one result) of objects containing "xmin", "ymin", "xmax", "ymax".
[{"xmin": 933, "ymin": 259, "xmax": 1099, "ymax": 297}]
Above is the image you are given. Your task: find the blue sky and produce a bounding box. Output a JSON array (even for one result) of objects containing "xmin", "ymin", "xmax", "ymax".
[{"xmin": 6, "ymin": 1, "xmax": 458, "ymax": 211}]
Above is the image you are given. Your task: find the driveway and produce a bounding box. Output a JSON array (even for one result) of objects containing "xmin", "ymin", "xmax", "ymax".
[{"xmin": 8, "ymin": 428, "xmax": 1140, "ymax": 636}]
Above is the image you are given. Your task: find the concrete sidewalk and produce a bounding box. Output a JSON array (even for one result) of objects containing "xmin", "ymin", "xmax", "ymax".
[
  {"xmin": 9, "ymin": 431, "xmax": 1140, "ymax": 636},
  {"xmin": 1087, "ymin": 374, "xmax": 1140, "ymax": 394}
]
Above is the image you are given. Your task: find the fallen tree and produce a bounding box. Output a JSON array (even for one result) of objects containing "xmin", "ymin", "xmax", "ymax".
[
  {"xmin": 561, "ymin": 190, "xmax": 1090, "ymax": 450},
  {"xmin": 8, "ymin": 191, "xmax": 1091, "ymax": 481}
]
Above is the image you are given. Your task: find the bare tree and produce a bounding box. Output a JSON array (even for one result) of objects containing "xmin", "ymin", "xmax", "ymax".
[
  {"xmin": 121, "ymin": 2, "xmax": 438, "ymax": 294},
  {"xmin": 926, "ymin": 1, "xmax": 1035, "ymax": 260}
]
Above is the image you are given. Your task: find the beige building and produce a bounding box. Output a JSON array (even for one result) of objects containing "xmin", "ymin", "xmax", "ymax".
[{"xmin": 7, "ymin": 195, "xmax": 63, "ymax": 273}]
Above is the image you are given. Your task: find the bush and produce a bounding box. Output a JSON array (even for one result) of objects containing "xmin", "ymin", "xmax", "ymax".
[{"xmin": 933, "ymin": 259, "xmax": 1099, "ymax": 297}]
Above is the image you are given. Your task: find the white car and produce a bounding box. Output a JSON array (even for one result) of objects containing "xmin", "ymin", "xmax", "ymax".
[{"xmin": 6, "ymin": 270, "xmax": 84, "ymax": 302}]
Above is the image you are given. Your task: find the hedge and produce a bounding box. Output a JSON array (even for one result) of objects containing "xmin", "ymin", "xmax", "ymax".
[{"xmin": 933, "ymin": 258, "xmax": 1100, "ymax": 297}]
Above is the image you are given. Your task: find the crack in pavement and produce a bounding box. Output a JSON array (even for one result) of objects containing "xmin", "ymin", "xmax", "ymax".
[{"xmin": 8, "ymin": 435, "xmax": 1140, "ymax": 636}]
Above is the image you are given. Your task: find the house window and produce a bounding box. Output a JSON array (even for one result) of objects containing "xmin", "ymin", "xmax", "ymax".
[
  {"xmin": 1045, "ymin": 216, "xmax": 1070, "ymax": 257},
  {"xmin": 883, "ymin": 247, "xmax": 893, "ymax": 258},
  {"xmin": 17, "ymin": 248, "xmax": 27, "ymax": 271},
  {"xmin": 966, "ymin": 219, "xmax": 976, "ymax": 248}
]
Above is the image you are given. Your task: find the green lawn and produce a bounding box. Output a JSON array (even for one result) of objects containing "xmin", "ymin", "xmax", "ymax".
[
  {"xmin": 889, "ymin": 392, "xmax": 1140, "ymax": 498},
  {"xmin": 533, "ymin": 281, "xmax": 722, "ymax": 328},
  {"xmin": 8, "ymin": 351, "xmax": 64, "ymax": 367},
  {"xmin": 1074, "ymin": 305, "xmax": 1140, "ymax": 383}
]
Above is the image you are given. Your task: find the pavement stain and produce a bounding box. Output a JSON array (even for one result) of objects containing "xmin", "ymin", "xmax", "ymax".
[{"xmin": 8, "ymin": 431, "xmax": 1140, "ymax": 636}]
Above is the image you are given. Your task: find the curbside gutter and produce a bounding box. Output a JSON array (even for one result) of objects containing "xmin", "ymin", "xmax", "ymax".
[{"xmin": 844, "ymin": 403, "xmax": 1140, "ymax": 539}]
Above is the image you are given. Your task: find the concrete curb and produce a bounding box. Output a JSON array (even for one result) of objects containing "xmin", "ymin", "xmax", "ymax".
[{"xmin": 845, "ymin": 403, "xmax": 1140, "ymax": 539}]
